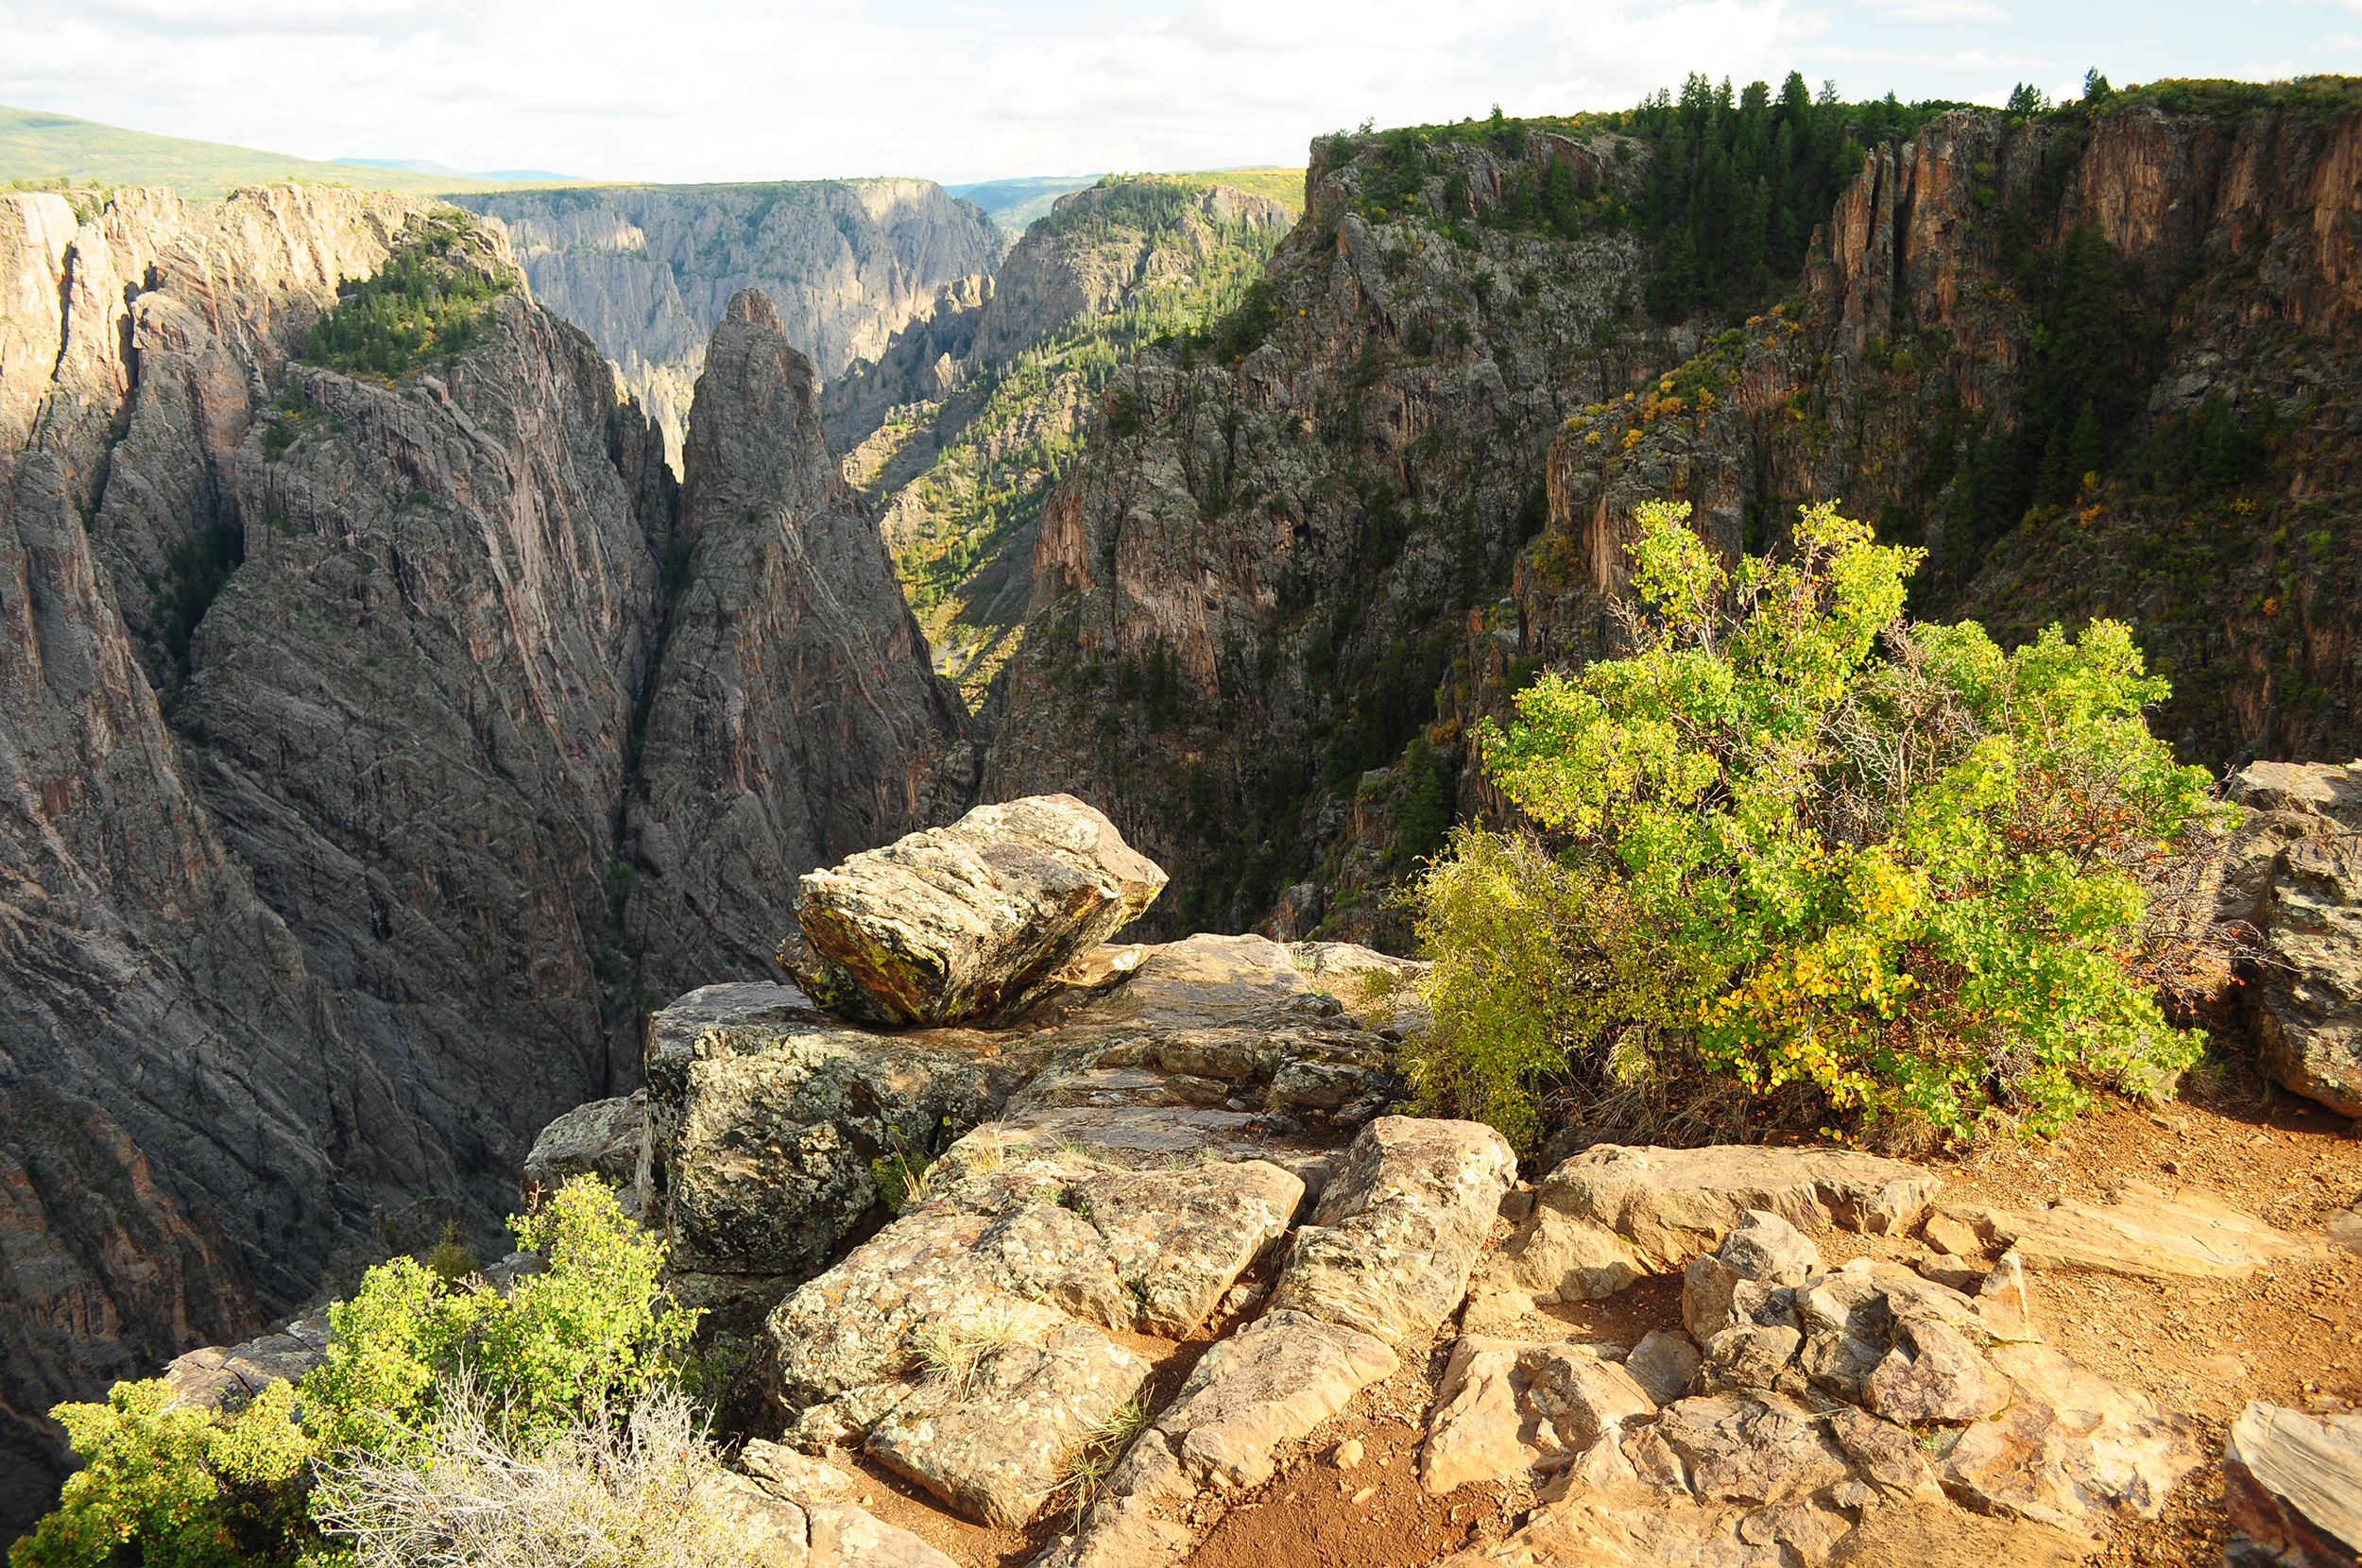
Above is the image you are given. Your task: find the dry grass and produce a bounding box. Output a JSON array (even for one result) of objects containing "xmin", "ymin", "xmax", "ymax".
[
  {"xmin": 908, "ymin": 1301, "xmax": 1057, "ymax": 1399},
  {"xmin": 311, "ymin": 1380, "xmax": 764, "ymax": 1568}
]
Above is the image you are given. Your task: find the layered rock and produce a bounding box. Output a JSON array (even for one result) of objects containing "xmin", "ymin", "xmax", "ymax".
[
  {"xmin": 3, "ymin": 192, "xmax": 983, "ymax": 1536},
  {"xmin": 783, "ymin": 793, "xmax": 1167, "ymax": 1024},
  {"xmin": 619, "ymin": 289, "xmax": 971, "ymax": 1010},
  {"xmin": 457, "ymin": 181, "xmax": 1006, "ymax": 469}
]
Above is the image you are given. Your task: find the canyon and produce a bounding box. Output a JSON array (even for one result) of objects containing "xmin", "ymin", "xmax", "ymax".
[{"xmin": 4, "ymin": 77, "xmax": 2360, "ymax": 1551}]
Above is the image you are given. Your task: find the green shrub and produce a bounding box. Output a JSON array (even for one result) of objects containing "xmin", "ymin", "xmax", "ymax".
[
  {"xmin": 13, "ymin": 1179, "xmax": 694, "ymax": 1568},
  {"xmin": 1400, "ymin": 826, "xmax": 1727, "ymax": 1150},
  {"xmin": 10, "ymin": 1381, "xmax": 331, "ymax": 1568},
  {"xmin": 1446, "ymin": 498, "xmax": 2218, "ymax": 1142}
]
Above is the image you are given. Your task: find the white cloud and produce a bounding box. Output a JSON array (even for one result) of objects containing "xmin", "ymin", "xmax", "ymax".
[{"xmin": 0, "ymin": 0, "xmax": 2332, "ymax": 183}]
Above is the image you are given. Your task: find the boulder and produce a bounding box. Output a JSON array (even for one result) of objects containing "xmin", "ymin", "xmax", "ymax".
[
  {"xmin": 782, "ymin": 794, "xmax": 1167, "ymax": 1025},
  {"xmin": 1932, "ymin": 1184, "xmax": 2319, "ymax": 1283},
  {"xmin": 1270, "ymin": 1116, "xmax": 1518, "ymax": 1347},
  {"xmin": 2224, "ymin": 1401, "xmax": 2362, "ymax": 1568},
  {"xmin": 707, "ymin": 1473, "xmax": 812, "ymax": 1567},
  {"xmin": 641, "ymin": 981, "xmax": 1020, "ymax": 1289},
  {"xmin": 1541, "ymin": 1144, "xmax": 1943, "ymax": 1270},
  {"xmin": 521, "ymin": 1094, "xmax": 643, "ymax": 1205}
]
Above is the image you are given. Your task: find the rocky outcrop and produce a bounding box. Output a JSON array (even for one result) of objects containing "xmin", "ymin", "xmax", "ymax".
[
  {"xmin": 618, "ymin": 290, "xmax": 970, "ymax": 1009},
  {"xmin": 783, "ymin": 794, "xmax": 1167, "ymax": 1024},
  {"xmin": 1426, "ymin": 1212, "xmax": 2203, "ymax": 1567},
  {"xmin": 455, "ymin": 181, "xmax": 1005, "ymax": 470}
]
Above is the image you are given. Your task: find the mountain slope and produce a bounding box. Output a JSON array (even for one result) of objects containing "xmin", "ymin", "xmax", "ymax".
[
  {"xmin": 0, "ymin": 103, "xmax": 559, "ymax": 198},
  {"xmin": 830, "ymin": 175, "xmax": 1294, "ymax": 702},
  {"xmin": 976, "ymin": 128, "xmax": 1687, "ymax": 943}
]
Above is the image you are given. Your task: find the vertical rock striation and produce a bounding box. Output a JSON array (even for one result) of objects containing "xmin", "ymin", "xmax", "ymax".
[{"xmin": 621, "ymin": 288, "xmax": 970, "ymax": 1009}]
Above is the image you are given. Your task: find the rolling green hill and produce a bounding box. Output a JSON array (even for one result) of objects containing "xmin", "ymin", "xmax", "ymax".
[{"xmin": 0, "ymin": 103, "xmax": 573, "ymax": 199}]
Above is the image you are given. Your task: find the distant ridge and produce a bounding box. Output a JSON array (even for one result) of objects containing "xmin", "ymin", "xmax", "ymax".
[
  {"xmin": 950, "ymin": 166, "xmax": 1304, "ymax": 232},
  {"xmin": 0, "ymin": 102, "xmax": 586, "ymax": 198},
  {"xmin": 337, "ymin": 157, "xmax": 582, "ymax": 182}
]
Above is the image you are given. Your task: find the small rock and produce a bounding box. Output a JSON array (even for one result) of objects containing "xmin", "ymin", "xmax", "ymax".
[
  {"xmin": 1624, "ymin": 1329, "xmax": 1703, "ymax": 1406},
  {"xmin": 1683, "ymin": 1209, "xmax": 1821, "ymax": 1342},
  {"xmin": 1498, "ymin": 1186, "xmax": 1537, "ymax": 1222},
  {"xmin": 1540, "ymin": 1143, "xmax": 1942, "ymax": 1270},
  {"xmin": 2224, "ymin": 1402, "xmax": 2362, "ymax": 1568},
  {"xmin": 1331, "ymin": 1438, "xmax": 1364, "ymax": 1469},
  {"xmin": 1911, "ymin": 1253, "xmax": 1986, "ymax": 1294},
  {"xmin": 1350, "ymin": 1485, "xmax": 1376, "ymax": 1506},
  {"xmin": 1920, "ymin": 1211, "xmax": 1984, "ymax": 1259}
]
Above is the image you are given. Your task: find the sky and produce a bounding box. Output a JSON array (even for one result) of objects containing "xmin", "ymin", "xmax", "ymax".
[{"xmin": 2, "ymin": 0, "xmax": 2355, "ymax": 186}]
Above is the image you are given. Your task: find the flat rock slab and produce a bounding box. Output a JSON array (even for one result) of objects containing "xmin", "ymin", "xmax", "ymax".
[
  {"xmin": 1272, "ymin": 1115, "xmax": 1518, "ymax": 1347},
  {"xmin": 2224, "ymin": 1401, "xmax": 2362, "ymax": 1568},
  {"xmin": 1936, "ymin": 1185, "xmax": 2320, "ymax": 1282},
  {"xmin": 1544, "ymin": 1144, "xmax": 1943, "ymax": 1270},
  {"xmin": 784, "ymin": 794, "xmax": 1167, "ymax": 1026}
]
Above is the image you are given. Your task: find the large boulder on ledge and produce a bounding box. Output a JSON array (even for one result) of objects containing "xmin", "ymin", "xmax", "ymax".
[{"xmin": 780, "ymin": 794, "xmax": 1167, "ymax": 1025}]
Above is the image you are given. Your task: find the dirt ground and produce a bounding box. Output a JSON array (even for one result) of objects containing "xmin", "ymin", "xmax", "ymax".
[{"xmin": 819, "ymin": 1044, "xmax": 2358, "ymax": 1568}]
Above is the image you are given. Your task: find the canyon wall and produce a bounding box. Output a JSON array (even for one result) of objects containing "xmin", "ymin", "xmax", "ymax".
[
  {"xmin": 0, "ymin": 188, "xmax": 960, "ymax": 1534},
  {"xmin": 455, "ymin": 181, "xmax": 1006, "ymax": 469}
]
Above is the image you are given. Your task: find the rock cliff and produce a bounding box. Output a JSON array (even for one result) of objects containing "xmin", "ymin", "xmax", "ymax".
[
  {"xmin": 1532, "ymin": 91, "xmax": 2362, "ymax": 770},
  {"xmin": 0, "ymin": 183, "xmax": 463, "ymax": 1531},
  {"xmin": 827, "ymin": 177, "xmax": 1294, "ymax": 704},
  {"xmin": 977, "ymin": 132, "xmax": 1689, "ymax": 942},
  {"xmin": 455, "ymin": 182, "xmax": 1006, "ymax": 470},
  {"xmin": 1, "ymin": 189, "xmax": 967, "ymax": 1536}
]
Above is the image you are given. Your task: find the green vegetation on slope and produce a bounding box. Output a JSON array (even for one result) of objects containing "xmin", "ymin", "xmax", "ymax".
[
  {"xmin": 0, "ymin": 103, "xmax": 564, "ymax": 200},
  {"xmin": 881, "ymin": 176, "xmax": 1287, "ymax": 703},
  {"xmin": 303, "ymin": 213, "xmax": 514, "ymax": 379},
  {"xmin": 12, "ymin": 1179, "xmax": 697, "ymax": 1568}
]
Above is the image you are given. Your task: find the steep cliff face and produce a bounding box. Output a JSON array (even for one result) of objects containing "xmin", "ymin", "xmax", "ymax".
[
  {"xmin": 1532, "ymin": 90, "xmax": 2362, "ymax": 768},
  {"xmin": 455, "ymin": 182, "xmax": 1006, "ymax": 470},
  {"xmin": 0, "ymin": 185, "xmax": 456, "ymax": 1533},
  {"xmin": 619, "ymin": 289, "xmax": 969, "ymax": 1008},
  {"xmin": 828, "ymin": 176, "xmax": 1295, "ymax": 703},
  {"xmin": 2, "ymin": 184, "xmax": 968, "ymax": 1536},
  {"xmin": 979, "ymin": 132, "xmax": 1689, "ymax": 942}
]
